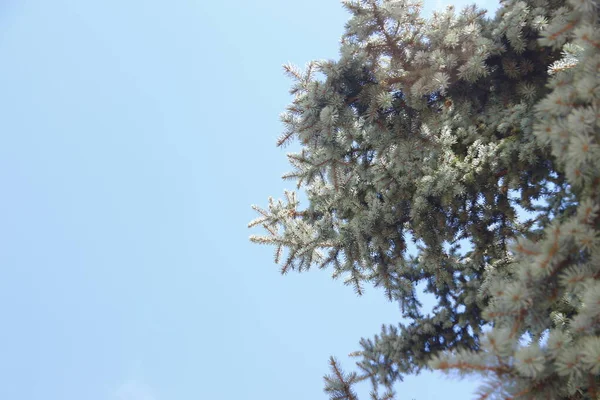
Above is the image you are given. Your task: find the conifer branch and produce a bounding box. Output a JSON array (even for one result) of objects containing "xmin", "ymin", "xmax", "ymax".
[{"xmin": 250, "ymin": 0, "xmax": 600, "ymax": 397}]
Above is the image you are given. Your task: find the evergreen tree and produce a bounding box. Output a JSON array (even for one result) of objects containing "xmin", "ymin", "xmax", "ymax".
[{"xmin": 249, "ymin": 0, "xmax": 600, "ymax": 398}]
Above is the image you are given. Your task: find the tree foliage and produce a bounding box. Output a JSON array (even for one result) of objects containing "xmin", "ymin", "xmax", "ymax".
[{"xmin": 249, "ymin": 0, "xmax": 600, "ymax": 398}]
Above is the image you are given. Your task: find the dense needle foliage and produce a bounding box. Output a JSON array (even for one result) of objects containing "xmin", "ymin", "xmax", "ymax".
[{"xmin": 249, "ymin": 0, "xmax": 600, "ymax": 398}]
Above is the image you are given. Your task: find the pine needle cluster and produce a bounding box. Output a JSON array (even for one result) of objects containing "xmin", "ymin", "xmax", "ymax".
[{"xmin": 249, "ymin": 0, "xmax": 600, "ymax": 398}]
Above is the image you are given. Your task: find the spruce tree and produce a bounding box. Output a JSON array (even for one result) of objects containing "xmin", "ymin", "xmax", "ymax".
[{"xmin": 249, "ymin": 0, "xmax": 600, "ymax": 398}]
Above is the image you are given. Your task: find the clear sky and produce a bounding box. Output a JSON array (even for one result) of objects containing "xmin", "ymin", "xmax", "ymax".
[{"xmin": 0, "ymin": 1, "xmax": 499, "ymax": 399}]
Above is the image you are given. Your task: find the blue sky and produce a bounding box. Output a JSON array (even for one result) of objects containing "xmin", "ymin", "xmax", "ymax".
[{"xmin": 0, "ymin": 1, "xmax": 499, "ymax": 399}]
